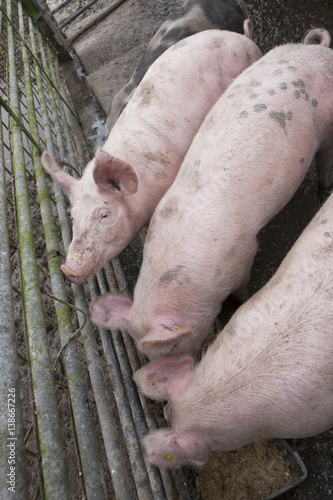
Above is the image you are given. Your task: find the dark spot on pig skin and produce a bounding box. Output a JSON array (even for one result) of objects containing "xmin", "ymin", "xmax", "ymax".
[
  {"xmin": 160, "ymin": 266, "xmax": 184, "ymax": 284},
  {"xmin": 273, "ymin": 69, "xmax": 282, "ymax": 75},
  {"xmin": 288, "ymin": 66, "xmax": 297, "ymax": 72},
  {"xmin": 300, "ymin": 158, "xmax": 305, "ymax": 164},
  {"xmin": 292, "ymin": 79, "xmax": 305, "ymax": 90},
  {"xmin": 155, "ymin": 171, "xmax": 167, "ymax": 180},
  {"xmin": 305, "ymin": 94, "xmax": 309, "ymax": 102},
  {"xmin": 278, "ymin": 60, "xmax": 288, "ymax": 65},
  {"xmin": 324, "ymin": 232, "xmax": 333, "ymax": 238},
  {"xmin": 158, "ymin": 197, "xmax": 179, "ymax": 218},
  {"xmin": 287, "ymin": 111, "xmax": 292, "ymax": 120},
  {"xmin": 321, "ymin": 219, "xmax": 328, "ymax": 224},
  {"xmin": 233, "ymin": 84, "xmax": 242, "ymax": 90},
  {"xmin": 312, "ymin": 99, "xmax": 318, "ymax": 107},
  {"xmin": 279, "ymin": 82, "xmax": 288, "ymax": 91},
  {"xmin": 250, "ymin": 81, "xmax": 262, "ymax": 88},
  {"xmin": 269, "ymin": 111, "xmax": 287, "ymax": 130},
  {"xmin": 194, "ymin": 159, "xmax": 201, "ymax": 167},
  {"xmin": 253, "ymin": 103, "xmax": 267, "ymax": 113},
  {"xmin": 249, "ymin": 93, "xmax": 258, "ymax": 99},
  {"xmin": 267, "ymin": 89, "xmax": 275, "ymax": 95},
  {"xmin": 239, "ymin": 111, "xmax": 249, "ymax": 118},
  {"xmin": 294, "ymin": 90, "xmax": 301, "ymax": 99}
]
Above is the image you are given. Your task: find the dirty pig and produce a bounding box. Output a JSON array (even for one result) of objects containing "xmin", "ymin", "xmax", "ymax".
[
  {"xmin": 134, "ymin": 186, "xmax": 333, "ymax": 468},
  {"xmin": 90, "ymin": 29, "xmax": 333, "ymax": 361},
  {"xmin": 106, "ymin": 0, "xmax": 251, "ymax": 131},
  {"xmin": 42, "ymin": 28, "xmax": 261, "ymax": 285}
]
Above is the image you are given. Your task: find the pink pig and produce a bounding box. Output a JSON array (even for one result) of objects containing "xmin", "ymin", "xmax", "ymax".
[
  {"xmin": 90, "ymin": 29, "xmax": 333, "ymax": 361},
  {"xmin": 134, "ymin": 188, "xmax": 333, "ymax": 468},
  {"xmin": 42, "ymin": 26, "xmax": 260, "ymax": 285}
]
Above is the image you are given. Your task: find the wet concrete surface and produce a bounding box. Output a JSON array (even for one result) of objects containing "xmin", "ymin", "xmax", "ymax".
[{"xmin": 48, "ymin": 0, "xmax": 333, "ymax": 497}]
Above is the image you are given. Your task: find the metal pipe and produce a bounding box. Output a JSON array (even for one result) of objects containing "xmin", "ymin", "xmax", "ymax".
[
  {"xmin": 59, "ymin": 0, "xmax": 99, "ymax": 29},
  {"xmin": 7, "ymin": 1, "xmax": 70, "ymax": 497},
  {"xmin": 0, "ymin": 61, "xmax": 28, "ymax": 500}
]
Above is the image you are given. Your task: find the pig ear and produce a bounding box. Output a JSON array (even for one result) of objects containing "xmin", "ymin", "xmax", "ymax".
[
  {"xmin": 41, "ymin": 151, "xmax": 78, "ymax": 195},
  {"xmin": 142, "ymin": 429, "xmax": 209, "ymax": 468},
  {"xmin": 133, "ymin": 356, "xmax": 194, "ymax": 401},
  {"xmin": 93, "ymin": 150, "xmax": 138, "ymax": 196},
  {"xmin": 89, "ymin": 293, "xmax": 132, "ymax": 327},
  {"xmin": 243, "ymin": 19, "xmax": 254, "ymax": 40},
  {"xmin": 139, "ymin": 327, "xmax": 192, "ymax": 358}
]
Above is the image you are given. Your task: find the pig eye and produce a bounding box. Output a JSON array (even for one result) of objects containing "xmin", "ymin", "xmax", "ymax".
[{"xmin": 100, "ymin": 211, "xmax": 110, "ymax": 221}]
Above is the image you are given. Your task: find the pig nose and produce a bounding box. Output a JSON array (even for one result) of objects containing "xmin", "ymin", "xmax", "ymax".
[{"xmin": 60, "ymin": 263, "xmax": 84, "ymax": 285}]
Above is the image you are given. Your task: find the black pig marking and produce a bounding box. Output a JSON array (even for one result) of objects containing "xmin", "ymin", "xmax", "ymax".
[
  {"xmin": 305, "ymin": 94, "xmax": 309, "ymax": 102},
  {"xmin": 249, "ymin": 93, "xmax": 258, "ymax": 99},
  {"xmin": 253, "ymin": 104, "xmax": 267, "ymax": 113},
  {"xmin": 250, "ymin": 81, "xmax": 262, "ymax": 88},
  {"xmin": 287, "ymin": 111, "xmax": 292, "ymax": 120},
  {"xmin": 160, "ymin": 265, "xmax": 184, "ymax": 284},
  {"xmin": 292, "ymin": 79, "xmax": 305, "ymax": 91},
  {"xmin": 267, "ymin": 89, "xmax": 276, "ymax": 95},
  {"xmin": 278, "ymin": 60, "xmax": 288, "ymax": 65},
  {"xmin": 273, "ymin": 69, "xmax": 283, "ymax": 75},
  {"xmin": 294, "ymin": 90, "xmax": 301, "ymax": 99},
  {"xmin": 239, "ymin": 111, "xmax": 249, "ymax": 118},
  {"xmin": 287, "ymin": 66, "xmax": 297, "ymax": 72},
  {"xmin": 269, "ymin": 111, "xmax": 289, "ymax": 131},
  {"xmin": 279, "ymin": 82, "xmax": 288, "ymax": 91},
  {"xmin": 312, "ymin": 99, "xmax": 318, "ymax": 107},
  {"xmin": 300, "ymin": 158, "xmax": 305, "ymax": 164},
  {"xmin": 159, "ymin": 197, "xmax": 179, "ymax": 218}
]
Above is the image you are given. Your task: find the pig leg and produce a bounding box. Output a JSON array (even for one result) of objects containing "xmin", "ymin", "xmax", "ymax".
[{"xmin": 142, "ymin": 429, "xmax": 209, "ymax": 468}]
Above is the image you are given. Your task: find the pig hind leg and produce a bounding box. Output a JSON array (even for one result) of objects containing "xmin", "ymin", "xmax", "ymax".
[{"xmin": 142, "ymin": 429, "xmax": 209, "ymax": 468}]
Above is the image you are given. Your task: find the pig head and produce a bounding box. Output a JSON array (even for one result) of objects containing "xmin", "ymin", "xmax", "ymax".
[{"xmin": 42, "ymin": 150, "xmax": 141, "ymax": 285}]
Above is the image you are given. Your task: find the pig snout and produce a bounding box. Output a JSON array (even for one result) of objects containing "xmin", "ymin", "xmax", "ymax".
[
  {"xmin": 303, "ymin": 28, "xmax": 331, "ymax": 46},
  {"xmin": 60, "ymin": 261, "xmax": 85, "ymax": 285}
]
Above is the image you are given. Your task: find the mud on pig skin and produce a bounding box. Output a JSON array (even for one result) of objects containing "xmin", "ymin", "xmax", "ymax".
[
  {"xmin": 90, "ymin": 29, "xmax": 333, "ymax": 360},
  {"xmin": 106, "ymin": 0, "xmax": 251, "ymax": 131},
  {"xmin": 134, "ymin": 188, "xmax": 333, "ymax": 468},
  {"xmin": 42, "ymin": 28, "xmax": 261, "ymax": 285}
]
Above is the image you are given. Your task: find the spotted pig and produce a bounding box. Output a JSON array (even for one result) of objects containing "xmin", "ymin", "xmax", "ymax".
[
  {"xmin": 90, "ymin": 29, "xmax": 333, "ymax": 361},
  {"xmin": 106, "ymin": 0, "xmax": 251, "ymax": 131}
]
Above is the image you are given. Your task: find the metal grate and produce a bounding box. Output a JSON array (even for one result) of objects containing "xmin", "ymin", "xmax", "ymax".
[{"xmin": 0, "ymin": 1, "xmax": 190, "ymax": 498}]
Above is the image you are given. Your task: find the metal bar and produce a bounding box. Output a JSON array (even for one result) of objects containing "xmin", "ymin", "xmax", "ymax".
[
  {"xmin": 20, "ymin": 7, "xmax": 106, "ymax": 498},
  {"xmin": 95, "ymin": 271, "xmax": 168, "ymax": 500},
  {"xmin": 51, "ymin": 0, "xmax": 73, "ymax": 15},
  {"xmin": 58, "ymin": 0, "xmax": 99, "ymax": 29},
  {"xmin": 6, "ymin": 0, "xmax": 71, "ymax": 497},
  {"xmin": 64, "ymin": 0, "xmax": 128, "ymax": 46},
  {"xmin": 28, "ymin": 13, "xmax": 136, "ymax": 500},
  {"xmin": 0, "ymin": 2, "xmax": 78, "ymax": 118},
  {"xmin": 0, "ymin": 73, "xmax": 28, "ymax": 500}
]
